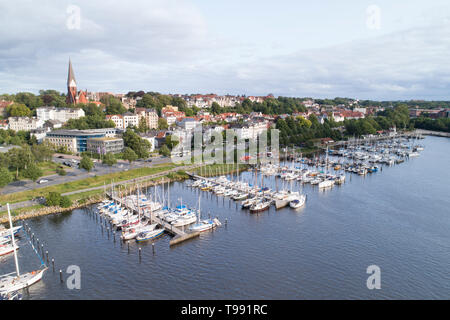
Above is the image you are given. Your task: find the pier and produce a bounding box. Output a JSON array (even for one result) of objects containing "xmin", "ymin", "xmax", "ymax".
[{"xmin": 106, "ymin": 192, "xmax": 200, "ymax": 246}]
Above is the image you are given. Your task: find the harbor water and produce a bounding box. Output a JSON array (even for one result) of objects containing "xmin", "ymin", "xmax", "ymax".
[{"xmin": 1, "ymin": 136, "xmax": 449, "ymax": 299}]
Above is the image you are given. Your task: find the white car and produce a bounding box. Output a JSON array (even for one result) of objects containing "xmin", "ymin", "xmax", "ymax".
[{"xmin": 38, "ymin": 179, "xmax": 48, "ymax": 184}]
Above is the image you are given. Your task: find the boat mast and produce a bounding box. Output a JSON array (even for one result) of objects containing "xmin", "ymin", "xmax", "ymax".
[{"xmin": 7, "ymin": 203, "xmax": 20, "ymax": 277}]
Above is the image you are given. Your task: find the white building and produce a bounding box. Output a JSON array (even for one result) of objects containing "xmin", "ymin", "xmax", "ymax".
[
  {"xmin": 36, "ymin": 106, "xmax": 85, "ymax": 123},
  {"xmin": 8, "ymin": 117, "xmax": 44, "ymax": 132},
  {"xmin": 123, "ymin": 112, "xmax": 139, "ymax": 128}
]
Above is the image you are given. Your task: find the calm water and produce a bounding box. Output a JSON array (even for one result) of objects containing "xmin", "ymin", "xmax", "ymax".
[{"xmin": 1, "ymin": 136, "xmax": 449, "ymax": 300}]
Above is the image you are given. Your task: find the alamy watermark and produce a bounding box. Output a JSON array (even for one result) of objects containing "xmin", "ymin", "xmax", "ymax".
[
  {"xmin": 66, "ymin": 5, "xmax": 81, "ymax": 30},
  {"xmin": 168, "ymin": 126, "xmax": 280, "ymax": 165},
  {"xmin": 66, "ymin": 265, "xmax": 81, "ymax": 290},
  {"xmin": 366, "ymin": 265, "xmax": 381, "ymax": 290},
  {"xmin": 366, "ymin": 5, "xmax": 381, "ymax": 30}
]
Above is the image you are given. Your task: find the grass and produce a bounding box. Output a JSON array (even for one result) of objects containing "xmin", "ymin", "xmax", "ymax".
[{"xmin": 0, "ymin": 164, "xmax": 177, "ymax": 206}]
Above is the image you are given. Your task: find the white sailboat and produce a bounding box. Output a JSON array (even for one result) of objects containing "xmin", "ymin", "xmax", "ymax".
[
  {"xmin": 0, "ymin": 204, "xmax": 47, "ymax": 295},
  {"xmin": 189, "ymin": 196, "xmax": 221, "ymax": 232}
]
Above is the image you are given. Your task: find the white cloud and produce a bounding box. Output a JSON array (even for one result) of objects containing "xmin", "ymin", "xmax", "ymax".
[{"xmin": 1, "ymin": 1, "xmax": 450, "ymax": 100}]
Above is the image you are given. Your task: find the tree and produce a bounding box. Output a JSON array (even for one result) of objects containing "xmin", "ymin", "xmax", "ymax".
[
  {"xmin": 211, "ymin": 102, "xmax": 221, "ymax": 115},
  {"xmin": 165, "ymin": 135, "xmax": 179, "ymax": 150},
  {"xmin": 56, "ymin": 167, "xmax": 67, "ymax": 176},
  {"xmin": 102, "ymin": 152, "xmax": 117, "ymax": 167},
  {"xmin": 101, "ymin": 95, "xmax": 127, "ymax": 115},
  {"xmin": 138, "ymin": 117, "xmax": 149, "ymax": 133},
  {"xmin": 79, "ymin": 155, "xmax": 94, "ymax": 172},
  {"xmin": 60, "ymin": 196, "xmax": 72, "ymax": 208},
  {"xmin": 158, "ymin": 118, "xmax": 168, "ymax": 130},
  {"xmin": 22, "ymin": 163, "xmax": 43, "ymax": 182},
  {"xmin": 122, "ymin": 147, "xmax": 138, "ymax": 164},
  {"xmin": 159, "ymin": 145, "xmax": 171, "ymax": 157},
  {"xmin": 7, "ymin": 103, "xmax": 32, "ymax": 117},
  {"xmin": 46, "ymin": 192, "xmax": 62, "ymax": 207},
  {"xmin": 122, "ymin": 128, "xmax": 150, "ymax": 158},
  {"xmin": 0, "ymin": 167, "xmax": 13, "ymax": 188}
]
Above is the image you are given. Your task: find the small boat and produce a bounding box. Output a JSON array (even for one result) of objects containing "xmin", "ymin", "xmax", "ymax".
[
  {"xmin": 289, "ymin": 194, "xmax": 307, "ymax": 209},
  {"xmin": 233, "ymin": 193, "xmax": 248, "ymax": 200},
  {"xmin": 249, "ymin": 199, "xmax": 271, "ymax": 214},
  {"xmin": 0, "ymin": 243, "xmax": 19, "ymax": 257},
  {"xmin": 318, "ymin": 179, "xmax": 334, "ymax": 189},
  {"xmin": 121, "ymin": 223, "xmax": 157, "ymax": 241},
  {"xmin": 0, "ymin": 226, "xmax": 22, "ymax": 239},
  {"xmin": 0, "ymin": 290, "xmax": 22, "ymax": 300},
  {"xmin": 0, "ymin": 204, "xmax": 47, "ymax": 295},
  {"xmin": 135, "ymin": 228, "xmax": 165, "ymax": 242}
]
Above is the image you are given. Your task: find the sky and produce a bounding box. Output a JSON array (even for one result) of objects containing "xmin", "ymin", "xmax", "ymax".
[{"xmin": 2, "ymin": 0, "xmax": 450, "ymax": 100}]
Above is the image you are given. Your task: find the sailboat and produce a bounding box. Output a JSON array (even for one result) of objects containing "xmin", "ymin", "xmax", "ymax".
[
  {"xmin": 190, "ymin": 196, "xmax": 221, "ymax": 232},
  {"xmin": 0, "ymin": 204, "xmax": 47, "ymax": 295}
]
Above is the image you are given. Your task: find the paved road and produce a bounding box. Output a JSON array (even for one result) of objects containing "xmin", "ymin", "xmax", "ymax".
[{"xmin": 0, "ymin": 155, "xmax": 172, "ymax": 196}]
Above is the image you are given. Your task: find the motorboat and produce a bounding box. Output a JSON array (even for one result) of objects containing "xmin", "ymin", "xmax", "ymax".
[{"xmin": 289, "ymin": 194, "xmax": 307, "ymax": 209}]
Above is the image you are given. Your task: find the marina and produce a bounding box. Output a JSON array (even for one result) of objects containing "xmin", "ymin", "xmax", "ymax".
[{"xmin": 0, "ymin": 135, "xmax": 449, "ymax": 299}]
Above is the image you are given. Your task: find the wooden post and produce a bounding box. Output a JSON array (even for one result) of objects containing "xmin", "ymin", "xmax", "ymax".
[{"xmin": 59, "ymin": 270, "xmax": 63, "ymax": 283}]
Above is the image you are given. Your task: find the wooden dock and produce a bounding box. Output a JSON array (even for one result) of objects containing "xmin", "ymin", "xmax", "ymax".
[{"xmin": 107, "ymin": 193, "xmax": 200, "ymax": 246}]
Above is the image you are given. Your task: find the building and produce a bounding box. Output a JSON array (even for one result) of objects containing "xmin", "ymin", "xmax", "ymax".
[
  {"xmin": 8, "ymin": 117, "xmax": 44, "ymax": 131},
  {"xmin": 66, "ymin": 59, "xmax": 88, "ymax": 105},
  {"xmin": 36, "ymin": 106, "xmax": 85, "ymax": 123},
  {"xmin": 123, "ymin": 112, "xmax": 139, "ymax": 128},
  {"xmin": 136, "ymin": 108, "xmax": 159, "ymax": 129},
  {"xmin": 86, "ymin": 137, "xmax": 124, "ymax": 155},
  {"xmin": 106, "ymin": 115, "xmax": 124, "ymax": 129},
  {"xmin": 44, "ymin": 128, "xmax": 117, "ymax": 153},
  {"xmin": 176, "ymin": 117, "xmax": 200, "ymax": 131}
]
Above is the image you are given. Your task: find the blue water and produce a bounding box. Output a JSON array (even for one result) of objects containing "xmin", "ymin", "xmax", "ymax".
[{"xmin": 1, "ymin": 136, "xmax": 449, "ymax": 299}]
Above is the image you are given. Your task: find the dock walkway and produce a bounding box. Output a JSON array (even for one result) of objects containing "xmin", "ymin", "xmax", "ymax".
[{"xmin": 107, "ymin": 192, "xmax": 200, "ymax": 246}]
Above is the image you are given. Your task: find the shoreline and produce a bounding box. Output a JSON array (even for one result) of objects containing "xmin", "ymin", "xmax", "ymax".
[{"xmin": 0, "ymin": 163, "xmax": 249, "ymax": 224}]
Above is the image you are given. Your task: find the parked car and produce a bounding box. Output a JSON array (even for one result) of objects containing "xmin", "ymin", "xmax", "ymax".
[{"xmin": 37, "ymin": 179, "xmax": 48, "ymax": 184}]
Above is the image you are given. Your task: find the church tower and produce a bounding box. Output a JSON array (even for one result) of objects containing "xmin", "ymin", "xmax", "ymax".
[{"xmin": 67, "ymin": 59, "xmax": 78, "ymax": 104}]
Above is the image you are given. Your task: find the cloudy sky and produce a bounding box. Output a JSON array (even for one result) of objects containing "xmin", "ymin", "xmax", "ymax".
[{"xmin": 2, "ymin": 0, "xmax": 450, "ymax": 100}]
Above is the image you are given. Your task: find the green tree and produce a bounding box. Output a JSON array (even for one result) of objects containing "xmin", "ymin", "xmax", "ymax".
[
  {"xmin": 122, "ymin": 147, "xmax": 138, "ymax": 164},
  {"xmin": 0, "ymin": 167, "xmax": 13, "ymax": 188},
  {"xmin": 159, "ymin": 144, "xmax": 171, "ymax": 157},
  {"xmin": 103, "ymin": 152, "xmax": 117, "ymax": 167},
  {"xmin": 7, "ymin": 103, "xmax": 32, "ymax": 117},
  {"xmin": 122, "ymin": 128, "xmax": 150, "ymax": 158},
  {"xmin": 158, "ymin": 118, "xmax": 168, "ymax": 130},
  {"xmin": 79, "ymin": 155, "xmax": 94, "ymax": 172},
  {"xmin": 138, "ymin": 117, "xmax": 149, "ymax": 133},
  {"xmin": 60, "ymin": 196, "xmax": 72, "ymax": 208},
  {"xmin": 46, "ymin": 192, "xmax": 62, "ymax": 206},
  {"xmin": 22, "ymin": 163, "xmax": 43, "ymax": 182},
  {"xmin": 165, "ymin": 135, "xmax": 179, "ymax": 150}
]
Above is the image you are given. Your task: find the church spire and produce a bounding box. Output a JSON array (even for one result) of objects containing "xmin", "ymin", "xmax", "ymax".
[
  {"xmin": 67, "ymin": 58, "xmax": 78, "ymax": 104},
  {"xmin": 67, "ymin": 58, "xmax": 77, "ymax": 88}
]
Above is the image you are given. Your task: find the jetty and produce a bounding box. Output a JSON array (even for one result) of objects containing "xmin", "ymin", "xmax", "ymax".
[{"xmin": 107, "ymin": 192, "xmax": 200, "ymax": 246}]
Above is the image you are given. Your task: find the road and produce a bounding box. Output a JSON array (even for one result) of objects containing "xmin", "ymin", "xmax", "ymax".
[{"xmin": 0, "ymin": 155, "xmax": 172, "ymax": 196}]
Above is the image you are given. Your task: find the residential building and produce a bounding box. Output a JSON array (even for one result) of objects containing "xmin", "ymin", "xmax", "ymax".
[
  {"xmin": 136, "ymin": 108, "xmax": 159, "ymax": 129},
  {"xmin": 36, "ymin": 106, "xmax": 85, "ymax": 123},
  {"xmin": 123, "ymin": 112, "xmax": 139, "ymax": 128},
  {"xmin": 106, "ymin": 115, "xmax": 124, "ymax": 129},
  {"xmin": 8, "ymin": 117, "xmax": 44, "ymax": 131}
]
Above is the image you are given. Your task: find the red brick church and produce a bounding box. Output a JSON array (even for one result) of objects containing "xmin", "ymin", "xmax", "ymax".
[{"xmin": 67, "ymin": 59, "xmax": 88, "ymax": 105}]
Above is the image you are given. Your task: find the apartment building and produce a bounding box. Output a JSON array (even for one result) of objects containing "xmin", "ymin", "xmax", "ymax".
[
  {"xmin": 8, "ymin": 117, "xmax": 44, "ymax": 131},
  {"xmin": 36, "ymin": 106, "xmax": 85, "ymax": 123}
]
